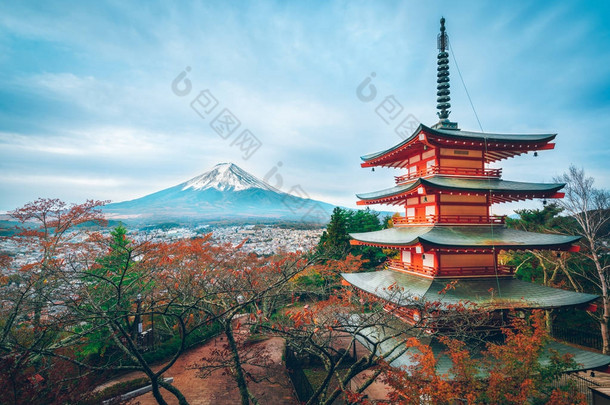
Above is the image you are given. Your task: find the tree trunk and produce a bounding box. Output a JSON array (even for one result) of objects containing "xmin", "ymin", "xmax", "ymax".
[
  {"xmin": 601, "ymin": 297, "xmax": 610, "ymax": 354},
  {"xmin": 159, "ymin": 379, "xmax": 189, "ymax": 405},
  {"xmin": 224, "ymin": 321, "xmax": 250, "ymax": 405},
  {"xmin": 150, "ymin": 378, "xmax": 169, "ymax": 405},
  {"xmin": 593, "ymin": 247, "xmax": 610, "ymax": 354},
  {"xmin": 545, "ymin": 309, "xmax": 553, "ymax": 334}
]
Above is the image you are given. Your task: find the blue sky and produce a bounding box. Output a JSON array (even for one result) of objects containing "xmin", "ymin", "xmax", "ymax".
[{"xmin": 1, "ymin": 0, "xmax": 609, "ymax": 215}]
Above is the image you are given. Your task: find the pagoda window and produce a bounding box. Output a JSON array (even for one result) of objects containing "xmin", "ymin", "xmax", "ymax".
[
  {"xmin": 426, "ymin": 159, "xmax": 436, "ymax": 169},
  {"xmin": 425, "ymin": 205, "xmax": 436, "ymax": 217},
  {"xmin": 401, "ymin": 250, "xmax": 412, "ymax": 264},
  {"xmin": 409, "ymin": 165, "xmax": 417, "ymax": 176},
  {"xmin": 406, "ymin": 207, "xmax": 415, "ymax": 218},
  {"xmin": 422, "ymin": 252, "xmax": 435, "ymax": 268}
]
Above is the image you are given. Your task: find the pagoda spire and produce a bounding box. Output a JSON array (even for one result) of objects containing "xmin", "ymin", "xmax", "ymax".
[{"xmin": 436, "ymin": 17, "xmax": 451, "ymax": 121}]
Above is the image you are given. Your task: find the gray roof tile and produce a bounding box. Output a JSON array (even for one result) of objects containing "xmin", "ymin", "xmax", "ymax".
[
  {"xmin": 350, "ymin": 226, "xmax": 580, "ymax": 249},
  {"xmin": 342, "ymin": 270, "xmax": 597, "ymax": 309}
]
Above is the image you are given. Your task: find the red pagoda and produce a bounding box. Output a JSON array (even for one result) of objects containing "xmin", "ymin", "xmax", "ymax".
[{"xmin": 342, "ymin": 18, "xmax": 610, "ymax": 372}]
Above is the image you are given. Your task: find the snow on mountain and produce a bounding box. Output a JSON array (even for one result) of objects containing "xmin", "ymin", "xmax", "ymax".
[
  {"xmin": 104, "ymin": 162, "xmax": 336, "ymax": 225},
  {"xmin": 181, "ymin": 162, "xmax": 276, "ymax": 192}
]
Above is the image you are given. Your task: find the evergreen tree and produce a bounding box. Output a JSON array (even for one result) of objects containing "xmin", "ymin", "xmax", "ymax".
[
  {"xmin": 317, "ymin": 207, "xmax": 386, "ymax": 268},
  {"xmin": 346, "ymin": 208, "xmax": 385, "ymax": 268},
  {"xmin": 80, "ymin": 225, "xmax": 148, "ymax": 355},
  {"xmin": 317, "ymin": 207, "xmax": 350, "ymax": 260}
]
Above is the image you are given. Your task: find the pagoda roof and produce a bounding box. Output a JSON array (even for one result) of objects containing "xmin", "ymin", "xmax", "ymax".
[
  {"xmin": 356, "ymin": 176, "xmax": 565, "ymax": 205},
  {"xmin": 349, "ymin": 226, "xmax": 580, "ymax": 250},
  {"xmin": 360, "ymin": 124, "xmax": 556, "ymax": 166},
  {"xmin": 350, "ymin": 318, "xmax": 610, "ymax": 375},
  {"xmin": 341, "ymin": 270, "xmax": 597, "ymax": 310}
]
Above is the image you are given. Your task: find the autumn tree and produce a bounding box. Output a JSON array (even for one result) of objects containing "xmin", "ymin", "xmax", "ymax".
[
  {"xmin": 505, "ymin": 204, "xmax": 584, "ymax": 332},
  {"xmin": 2, "ymin": 198, "xmax": 324, "ymax": 405},
  {"xmin": 157, "ymin": 237, "xmax": 313, "ymax": 405},
  {"xmin": 266, "ymin": 272, "xmax": 497, "ymax": 405},
  {"xmin": 506, "ymin": 203, "xmax": 581, "ymax": 292},
  {"xmin": 1, "ymin": 198, "xmax": 107, "ymax": 347},
  {"xmin": 554, "ymin": 166, "xmax": 610, "ymax": 353},
  {"xmin": 507, "ymin": 168, "xmax": 610, "ymax": 352},
  {"xmin": 269, "ymin": 290, "xmax": 413, "ymax": 405},
  {"xmin": 382, "ymin": 311, "xmax": 586, "ymax": 405},
  {"xmin": 4, "ymin": 223, "xmax": 196, "ymax": 405},
  {"xmin": 0, "ymin": 199, "xmax": 107, "ymax": 404},
  {"xmin": 75, "ymin": 232, "xmax": 311, "ymax": 405},
  {"xmin": 2, "ymin": 200, "xmax": 217, "ymax": 404}
]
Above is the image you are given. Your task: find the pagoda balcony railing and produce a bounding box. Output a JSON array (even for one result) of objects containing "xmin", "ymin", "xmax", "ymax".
[
  {"xmin": 387, "ymin": 259, "xmax": 514, "ymax": 278},
  {"xmin": 438, "ymin": 265, "xmax": 514, "ymax": 277},
  {"xmin": 395, "ymin": 166, "xmax": 502, "ymax": 184},
  {"xmin": 393, "ymin": 214, "xmax": 506, "ymax": 226},
  {"xmin": 387, "ymin": 260, "xmax": 436, "ymax": 276}
]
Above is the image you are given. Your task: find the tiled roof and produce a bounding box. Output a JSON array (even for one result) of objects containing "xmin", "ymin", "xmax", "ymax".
[
  {"xmin": 349, "ymin": 226, "xmax": 580, "ymax": 249},
  {"xmin": 361, "ymin": 124, "xmax": 556, "ymax": 162},
  {"xmin": 356, "ymin": 176, "xmax": 564, "ymax": 201},
  {"xmin": 341, "ymin": 270, "xmax": 597, "ymax": 309}
]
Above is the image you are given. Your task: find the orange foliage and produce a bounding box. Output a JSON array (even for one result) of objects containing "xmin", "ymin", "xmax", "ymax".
[
  {"xmin": 292, "ymin": 253, "xmax": 366, "ymax": 283},
  {"xmin": 383, "ymin": 311, "xmax": 585, "ymax": 405}
]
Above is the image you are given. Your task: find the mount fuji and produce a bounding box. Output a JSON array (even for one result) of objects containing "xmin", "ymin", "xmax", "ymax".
[{"xmin": 103, "ymin": 163, "xmax": 336, "ymax": 225}]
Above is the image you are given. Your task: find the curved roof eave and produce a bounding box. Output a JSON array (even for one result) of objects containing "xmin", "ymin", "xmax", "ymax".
[
  {"xmin": 360, "ymin": 124, "xmax": 557, "ymax": 163},
  {"xmin": 349, "ymin": 227, "xmax": 581, "ymax": 249},
  {"xmin": 356, "ymin": 178, "xmax": 421, "ymax": 201},
  {"xmin": 341, "ymin": 270, "xmax": 597, "ymax": 309},
  {"xmin": 429, "ymin": 125, "xmax": 557, "ymax": 143},
  {"xmin": 360, "ymin": 123, "xmax": 426, "ymax": 162},
  {"xmin": 356, "ymin": 177, "xmax": 565, "ymax": 202}
]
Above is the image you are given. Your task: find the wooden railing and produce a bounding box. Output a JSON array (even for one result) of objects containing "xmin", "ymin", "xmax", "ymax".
[
  {"xmin": 437, "ymin": 265, "xmax": 514, "ymax": 277},
  {"xmin": 393, "ymin": 214, "xmax": 505, "ymax": 226},
  {"xmin": 387, "ymin": 259, "xmax": 514, "ymax": 278},
  {"xmin": 387, "ymin": 259, "xmax": 436, "ymax": 276},
  {"xmin": 395, "ymin": 166, "xmax": 501, "ymax": 184}
]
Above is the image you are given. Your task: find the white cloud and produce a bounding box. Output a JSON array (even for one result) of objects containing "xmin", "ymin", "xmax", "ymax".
[{"xmin": 0, "ymin": 1, "xmax": 608, "ymax": 214}]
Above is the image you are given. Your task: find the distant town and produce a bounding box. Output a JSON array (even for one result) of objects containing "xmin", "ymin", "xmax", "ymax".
[
  {"xmin": 0, "ymin": 224, "xmax": 324, "ymax": 275},
  {"xmin": 138, "ymin": 224, "xmax": 324, "ymax": 255}
]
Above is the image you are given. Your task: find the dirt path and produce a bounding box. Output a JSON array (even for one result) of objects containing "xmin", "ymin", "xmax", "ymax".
[{"xmin": 98, "ymin": 328, "xmax": 297, "ymax": 405}]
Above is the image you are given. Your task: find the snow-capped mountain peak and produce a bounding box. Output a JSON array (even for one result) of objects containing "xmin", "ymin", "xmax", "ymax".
[
  {"xmin": 181, "ymin": 162, "xmax": 274, "ymax": 192},
  {"xmin": 104, "ymin": 161, "xmax": 336, "ymax": 224}
]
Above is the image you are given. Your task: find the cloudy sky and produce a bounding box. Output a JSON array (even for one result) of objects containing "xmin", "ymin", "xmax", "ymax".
[{"xmin": 1, "ymin": 0, "xmax": 609, "ymax": 215}]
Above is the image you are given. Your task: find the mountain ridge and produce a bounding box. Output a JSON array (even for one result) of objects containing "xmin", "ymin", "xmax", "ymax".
[{"xmin": 103, "ymin": 163, "xmax": 336, "ymax": 225}]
